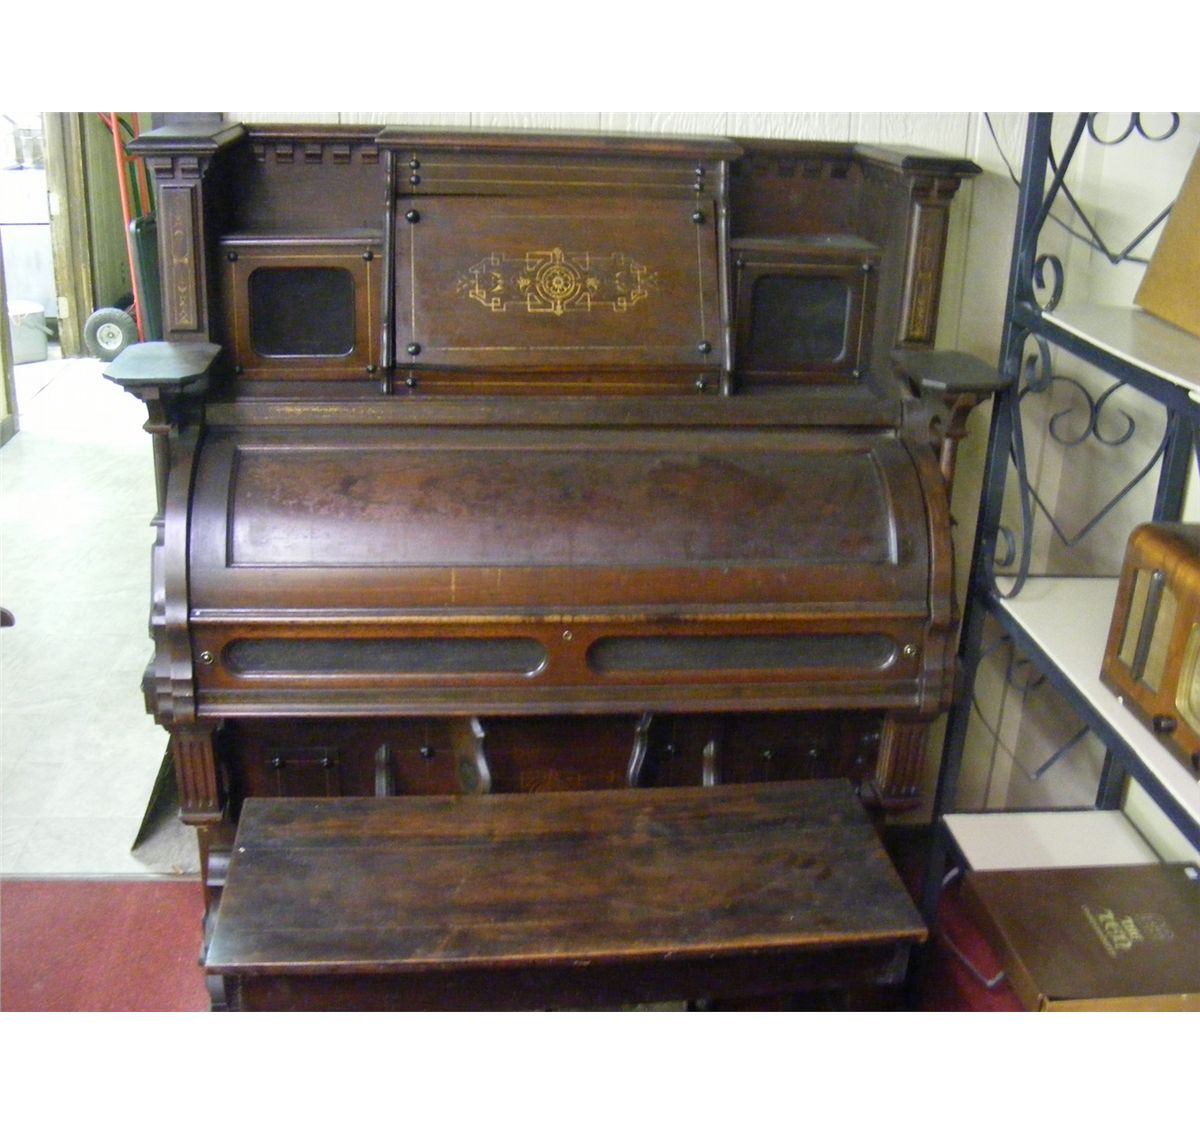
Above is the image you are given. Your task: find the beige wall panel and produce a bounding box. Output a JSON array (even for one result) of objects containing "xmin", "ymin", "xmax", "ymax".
[
  {"xmin": 468, "ymin": 112, "xmax": 604, "ymax": 130},
  {"xmin": 227, "ymin": 112, "xmax": 342, "ymax": 123},
  {"xmin": 338, "ymin": 111, "xmax": 474, "ymax": 126},
  {"xmin": 724, "ymin": 112, "xmax": 852, "ymax": 139},
  {"xmin": 969, "ymin": 112, "xmax": 1026, "ymax": 177},
  {"xmin": 603, "ymin": 112, "xmax": 730, "ymax": 136},
  {"xmin": 1069, "ymin": 112, "xmax": 1200, "ymax": 307},
  {"xmin": 853, "ymin": 112, "xmax": 973, "ymax": 155}
]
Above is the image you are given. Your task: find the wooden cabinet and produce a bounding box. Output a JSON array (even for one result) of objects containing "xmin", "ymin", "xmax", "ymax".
[{"xmin": 111, "ymin": 122, "xmax": 983, "ymax": 964}]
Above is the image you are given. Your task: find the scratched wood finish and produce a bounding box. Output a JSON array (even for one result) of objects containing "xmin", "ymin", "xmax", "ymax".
[
  {"xmin": 108, "ymin": 122, "xmax": 983, "ymax": 919},
  {"xmin": 206, "ymin": 780, "xmax": 926, "ymax": 1009}
]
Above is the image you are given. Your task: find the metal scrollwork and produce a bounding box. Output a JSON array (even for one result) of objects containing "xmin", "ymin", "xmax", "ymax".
[
  {"xmin": 1038, "ymin": 112, "xmax": 1180, "ymax": 272},
  {"xmin": 993, "ymin": 331, "xmax": 1168, "ymax": 598},
  {"xmin": 1022, "ymin": 330, "xmax": 1055, "ymax": 393},
  {"xmin": 1032, "ymin": 253, "xmax": 1064, "ymax": 312},
  {"xmin": 1042, "ymin": 375, "xmax": 1138, "ymax": 449},
  {"xmin": 1086, "ymin": 112, "xmax": 1181, "ymax": 145},
  {"xmin": 969, "ymin": 632, "xmax": 1095, "ymax": 788}
]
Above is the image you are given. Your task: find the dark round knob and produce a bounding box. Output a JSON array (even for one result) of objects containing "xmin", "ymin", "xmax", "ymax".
[
  {"xmin": 226, "ymin": 251, "xmax": 238, "ymax": 262},
  {"xmin": 409, "ymin": 158, "xmax": 420, "ymax": 169},
  {"xmin": 692, "ymin": 210, "xmax": 705, "ymax": 223},
  {"xmin": 406, "ymin": 343, "xmax": 421, "ymax": 356},
  {"xmin": 405, "ymin": 374, "xmax": 418, "ymax": 389},
  {"xmin": 1152, "ymin": 715, "xmax": 1177, "ymax": 734},
  {"xmin": 697, "ymin": 341, "xmax": 711, "ymax": 354},
  {"xmin": 362, "ymin": 250, "xmax": 374, "ymax": 261},
  {"xmin": 409, "ymin": 174, "xmax": 421, "ymax": 186},
  {"xmin": 405, "ymin": 209, "xmax": 420, "ymax": 223},
  {"xmin": 270, "ymin": 757, "xmax": 284, "ymax": 770},
  {"xmin": 419, "ymin": 745, "xmax": 435, "ymax": 760}
]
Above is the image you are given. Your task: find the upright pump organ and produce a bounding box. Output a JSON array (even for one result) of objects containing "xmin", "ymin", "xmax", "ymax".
[{"xmin": 111, "ymin": 121, "xmax": 981, "ymax": 921}]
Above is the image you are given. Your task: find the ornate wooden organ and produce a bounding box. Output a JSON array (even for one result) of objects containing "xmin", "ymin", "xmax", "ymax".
[{"xmin": 110, "ymin": 122, "xmax": 980, "ymax": 937}]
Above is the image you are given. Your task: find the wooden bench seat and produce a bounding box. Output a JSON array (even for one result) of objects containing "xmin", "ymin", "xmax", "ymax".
[{"xmin": 204, "ymin": 779, "xmax": 926, "ymax": 1010}]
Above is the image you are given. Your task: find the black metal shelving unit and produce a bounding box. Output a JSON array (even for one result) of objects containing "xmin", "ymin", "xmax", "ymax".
[{"xmin": 922, "ymin": 112, "xmax": 1200, "ymax": 923}]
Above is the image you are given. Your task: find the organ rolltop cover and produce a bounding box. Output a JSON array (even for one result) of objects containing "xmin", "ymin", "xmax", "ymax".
[{"xmin": 114, "ymin": 123, "xmax": 977, "ymax": 843}]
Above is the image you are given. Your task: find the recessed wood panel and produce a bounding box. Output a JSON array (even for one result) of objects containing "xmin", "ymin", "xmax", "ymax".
[
  {"xmin": 396, "ymin": 195, "xmax": 724, "ymax": 379},
  {"xmin": 226, "ymin": 444, "xmax": 894, "ymax": 569}
]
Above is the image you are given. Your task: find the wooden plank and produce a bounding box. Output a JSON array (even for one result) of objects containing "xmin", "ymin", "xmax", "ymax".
[{"xmin": 207, "ymin": 781, "xmax": 924, "ymax": 984}]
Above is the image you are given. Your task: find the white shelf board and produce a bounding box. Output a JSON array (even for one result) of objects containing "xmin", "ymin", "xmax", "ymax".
[
  {"xmin": 994, "ymin": 576, "xmax": 1200, "ymax": 832},
  {"xmin": 944, "ymin": 809, "xmax": 1161, "ymax": 870},
  {"xmin": 1043, "ymin": 305, "xmax": 1200, "ymax": 398}
]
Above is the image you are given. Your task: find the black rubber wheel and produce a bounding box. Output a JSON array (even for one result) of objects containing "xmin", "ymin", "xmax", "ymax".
[{"xmin": 83, "ymin": 307, "xmax": 138, "ymax": 361}]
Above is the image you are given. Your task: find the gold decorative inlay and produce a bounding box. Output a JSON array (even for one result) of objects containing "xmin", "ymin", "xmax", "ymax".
[{"xmin": 457, "ymin": 248, "xmax": 656, "ymax": 315}]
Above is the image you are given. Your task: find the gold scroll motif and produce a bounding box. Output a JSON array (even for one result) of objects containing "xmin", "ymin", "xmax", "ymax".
[{"xmin": 457, "ymin": 248, "xmax": 656, "ymax": 316}]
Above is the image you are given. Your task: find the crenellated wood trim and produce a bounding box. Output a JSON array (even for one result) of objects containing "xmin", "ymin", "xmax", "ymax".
[{"xmin": 249, "ymin": 137, "xmax": 381, "ymax": 166}]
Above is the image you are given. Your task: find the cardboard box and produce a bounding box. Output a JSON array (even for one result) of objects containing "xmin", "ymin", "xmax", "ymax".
[
  {"xmin": 1135, "ymin": 143, "xmax": 1200, "ymax": 339},
  {"xmin": 962, "ymin": 863, "xmax": 1200, "ymax": 1011}
]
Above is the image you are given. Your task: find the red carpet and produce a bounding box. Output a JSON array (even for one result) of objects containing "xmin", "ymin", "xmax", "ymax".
[
  {"xmin": 917, "ymin": 880, "xmax": 1022, "ymax": 1011},
  {"xmin": 1, "ymin": 878, "xmax": 210, "ymax": 1011},
  {"xmin": 1, "ymin": 870, "xmax": 1016, "ymax": 1011}
]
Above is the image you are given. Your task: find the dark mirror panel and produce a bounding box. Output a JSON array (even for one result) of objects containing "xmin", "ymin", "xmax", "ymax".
[
  {"xmin": 225, "ymin": 637, "xmax": 547, "ymax": 677},
  {"xmin": 587, "ymin": 633, "xmax": 897, "ymax": 674},
  {"xmin": 747, "ymin": 275, "xmax": 850, "ymax": 368},
  {"xmin": 248, "ymin": 267, "xmax": 355, "ymax": 357}
]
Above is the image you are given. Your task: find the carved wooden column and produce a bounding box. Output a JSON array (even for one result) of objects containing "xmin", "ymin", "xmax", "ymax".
[
  {"xmin": 171, "ymin": 721, "xmax": 224, "ymax": 825},
  {"xmin": 856, "ymin": 149, "xmax": 978, "ymax": 380},
  {"xmin": 896, "ymin": 172, "xmax": 966, "ymax": 349},
  {"xmin": 871, "ymin": 713, "xmax": 932, "ymax": 808},
  {"xmin": 129, "ymin": 123, "xmax": 244, "ymax": 343}
]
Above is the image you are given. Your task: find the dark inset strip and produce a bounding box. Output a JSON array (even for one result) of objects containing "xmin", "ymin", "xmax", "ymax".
[
  {"xmin": 224, "ymin": 637, "xmax": 546, "ymax": 677},
  {"xmin": 587, "ymin": 633, "xmax": 898, "ymax": 674}
]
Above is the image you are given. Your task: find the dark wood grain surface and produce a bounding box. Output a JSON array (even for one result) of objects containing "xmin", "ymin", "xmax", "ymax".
[
  {"xmin": 112, "ymin": 122, "xmax": 982, "ymax": 961},
  {"xmin": 207, "ymin": 780, "xmax": 924, "ymax": 977}
]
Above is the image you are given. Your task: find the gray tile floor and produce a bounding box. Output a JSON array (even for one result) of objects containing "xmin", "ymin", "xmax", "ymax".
[{"xmin": 1, "ymin": 349, "xmax": 198, "ymax": 876}]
